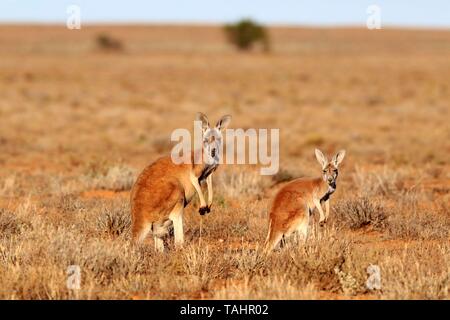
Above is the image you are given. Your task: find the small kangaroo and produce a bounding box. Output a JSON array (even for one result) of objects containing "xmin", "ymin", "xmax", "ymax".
[
  {"xmin": 130, "ymin": 112, "xmax": 231, "ymax": 252},
  {"xmin": 264, "ymin": 149, "xmax": 346, "ymax": 253}
]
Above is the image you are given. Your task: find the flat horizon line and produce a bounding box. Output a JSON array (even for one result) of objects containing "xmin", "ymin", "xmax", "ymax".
[{"xmin": 0, "ymin": 21, "xmax": 449, "ymax": 32}]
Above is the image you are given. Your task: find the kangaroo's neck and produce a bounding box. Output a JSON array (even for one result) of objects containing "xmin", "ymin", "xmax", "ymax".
[
  {"xmin": 198, "ymin": 164, "xmax": 217, "ymax": 182},
  {"xmin": 319, "ymin": 181, "xmax": 336, "ymax": 204},
  {"xmin": 191, "ymin": 149, "xmax": 218, "ymax": 182}
]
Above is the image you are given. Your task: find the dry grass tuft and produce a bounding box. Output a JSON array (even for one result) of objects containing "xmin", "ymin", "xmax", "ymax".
[
  {"xmin": 0, "ymin": 175, "xmax": 16, "ymax": 196},
  {"xmin": 95, "ymin": 202, "xmax": 131, "ymax": 238},
  {"xmin": 0, "ymin": 208, "xmax": 32, "ymax": 237},
  {"xmin": 216, "ymin": 167, "xmax": 270, "ymax": 198},
  {"xmin": 80, "ymin": 165, "xmax": 136, "ymax": 191},
  {"xmin": 386, "ymin": 205, "xmax": 450, "ymax": 240},
  {"xmin": 353, "ymin": 166, "xmax": 406, "ymax": 197},
  {"xmin": 333, "ymin": 197, "xmax": 388, "ymax": 231}
]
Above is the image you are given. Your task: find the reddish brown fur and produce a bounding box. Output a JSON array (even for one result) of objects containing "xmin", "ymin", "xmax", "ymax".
[
  {"xmin": 266, "ymin": 177, "xmax": 327, "ymax": 250},
  {"xmin": 130, "ymin": 113, "xmax": 231, "ymax": 250},
  {"xmin": 265, "ymin": 149, "xmax": 346, "ymax": 253},
  {"xmin": 130, "ymin": 150, "xmax": 208, "ymax": 241}
]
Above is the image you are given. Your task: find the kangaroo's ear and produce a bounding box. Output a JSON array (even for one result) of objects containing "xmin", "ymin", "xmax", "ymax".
[
  {"xmin": 215, "ymin": 115, "xmax": 232, "ymax": 131},
  {"xmin": 315, "ymin": 149, "xmax": 328, "ymax": 168},
  {"xmin": 196, "ymin": 112, "xmax": 210, "ymax": 132},
  {"xmin": 332, "ymin": 150, "xmax": 346, "ymax": 167}
]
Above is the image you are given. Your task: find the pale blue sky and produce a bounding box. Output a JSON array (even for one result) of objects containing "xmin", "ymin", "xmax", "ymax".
[{"xmin": 0, "ymin": 0, "xmax": 449, "ymax": 28}]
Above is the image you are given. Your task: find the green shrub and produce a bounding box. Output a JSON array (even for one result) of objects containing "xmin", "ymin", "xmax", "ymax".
[{"xmin": 224, "ymin": 19, "xmax": 270, "ymax": 51}]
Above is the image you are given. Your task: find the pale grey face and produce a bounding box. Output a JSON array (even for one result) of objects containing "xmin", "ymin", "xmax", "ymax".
[
  {"xmin": 315, "ymin": 149, "xmax": 346, "ymax": 189},
  {"xmin": 322, "ymin": 162, "xmax": 339, "ymax": 188},
  {"xmin": 196, "ymin": 112, "xmax": 231, "ymax": 165},
  {"xmin": 202, "ymin": 127, "xmax": 222, "ymax": 165}
]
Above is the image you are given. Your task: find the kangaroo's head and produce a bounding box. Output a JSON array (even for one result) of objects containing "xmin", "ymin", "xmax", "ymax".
[
  {"xmin": 315, "ymin": 149, "xmax": 346, "ymax": 189},
  {"xmin": 196, "ymin": 112, "xmax": 232, "ymax": 165}
]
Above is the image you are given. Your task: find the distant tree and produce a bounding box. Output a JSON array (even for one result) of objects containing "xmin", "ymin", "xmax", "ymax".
[
  {"xmin": 96, "ymin": 33, "xmax": 123, "ymax": 52},
  {"xmin": 224, "ymin": 19, "xmax": 270, "ymax": 52}
]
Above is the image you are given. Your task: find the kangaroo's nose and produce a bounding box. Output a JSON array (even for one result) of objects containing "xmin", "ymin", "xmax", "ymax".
[{"xmin": 328, "ymin": 177, "xmax": 333, "ymax": 183}]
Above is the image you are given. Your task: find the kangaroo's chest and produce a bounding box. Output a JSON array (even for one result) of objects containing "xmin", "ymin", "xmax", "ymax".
[
  {"xmin": 319, "ymin": 186, "xmax": 336, "ymax": 203},
  {"xmin": 184, "ymin": 184, "xmax": 196, "ymax": 205},
  {"xmin": 198, "ymin": 164, "xmax": 217, "ymax": 182},
  {"xmin": 183, "ymin": 164, "xmax": 217, "ymax": 207}
]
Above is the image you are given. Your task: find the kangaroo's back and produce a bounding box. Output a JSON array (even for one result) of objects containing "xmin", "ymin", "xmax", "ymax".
[
  {"xmin": 130, "ymin": 156, "xmax": 187, "ymax": 243},
  {"xmin": 131, "ymin": 156, "xmax": 191, "ymax": 206},
  {"xmin": 267, "ymin": 177, "xmax": 321, "ymax": 240}
]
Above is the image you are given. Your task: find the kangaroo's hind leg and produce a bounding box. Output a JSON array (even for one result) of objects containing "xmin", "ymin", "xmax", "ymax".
[
  {"xmin": 152, "ymin": 219, "xmax": 174, "ymax": 252},
  {"xmin": 132, "ymin": 220, "xmax": 153, "ymax": 244},
  {"xmin": 169, "ymin": 201, "xmax": 185, "ymax": 248},
  {"xmin": 264, "ymin": 228, "xmax": 284, "ymax": 253},
  {"xmin": 296, "ymin": 207, "xmax": 310, "ymax": 244}
]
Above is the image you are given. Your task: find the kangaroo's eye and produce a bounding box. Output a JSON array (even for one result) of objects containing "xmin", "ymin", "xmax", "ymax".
[
  {"xmin": 323, "ymin": 170, "xmax": 327, "ymax": 174},
  {"xmin": 334, "ymin": 169, "xmax": 338, "ymax": 173}
]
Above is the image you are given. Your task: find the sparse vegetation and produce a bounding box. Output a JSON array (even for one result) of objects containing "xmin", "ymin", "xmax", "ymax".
[
  {"xmin": 80, "ymin": 165, "xmax": 136, "ymax": 191},
  {"xmin": 216, "ymin": 167, "xmax": 270, "ymax": 198},
  {"xmin": 333, "ymin": 197, "xmax": 388, "ymax": 230},
  {"xmin": 0, "ymin": 208, "xmax": 32, "ymax": 237},
  {"xmin": 0, "ymin": 182, "xmax": 447, "ymax": 299},
  {"xmin": 353, "ymin": 166, "xmax": 406, "ymax": 197},
  {"xmin": 95, "ymin": 201, "xmax": 131, "ymax": 238},
  {"xmin": 385, "ymin": 203, "xmax": 450, "ymax": 240}
]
